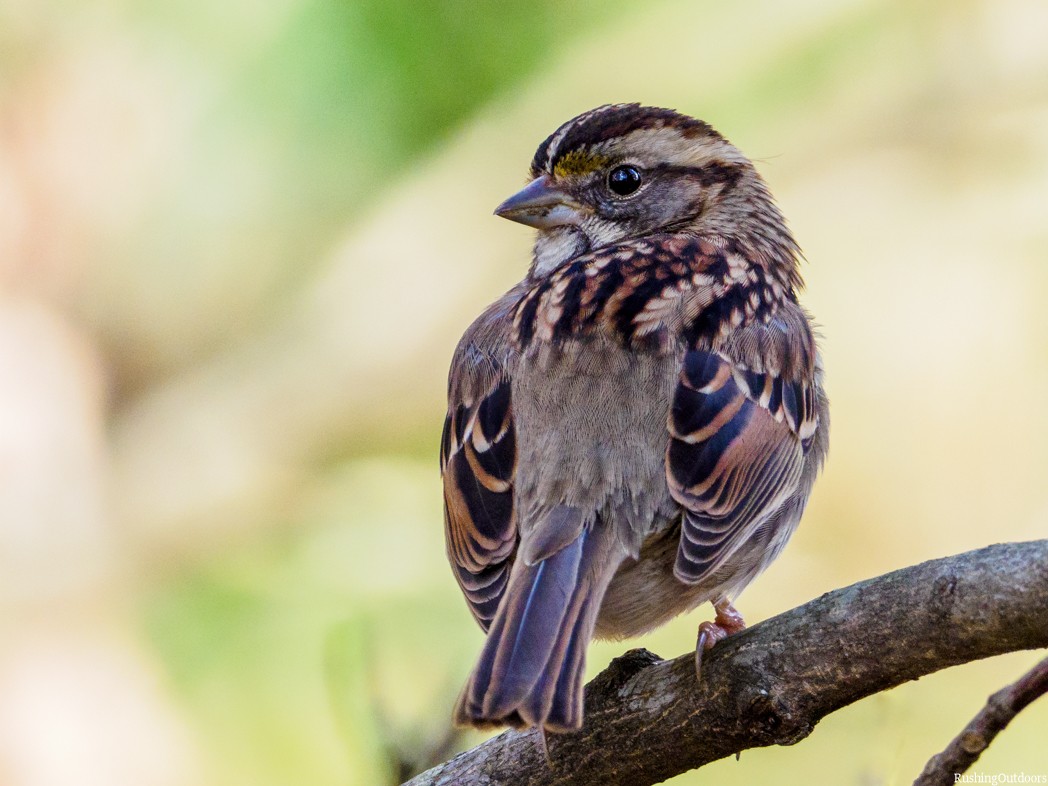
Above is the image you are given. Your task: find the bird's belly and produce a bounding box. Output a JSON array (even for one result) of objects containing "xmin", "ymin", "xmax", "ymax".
[
  {"xmin": 597, "ymin": 522, "xmax": 702, "ymax": 639},
  {"xmin": 511, "ymin": 336, "xmax": 681, "ymax": 547}
]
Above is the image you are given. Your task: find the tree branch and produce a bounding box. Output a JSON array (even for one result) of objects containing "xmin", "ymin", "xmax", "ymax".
[
  {"xmin": 915, "ymin": 654, "xmax": 1048, "ymax": 785},
  {"xmin": 403, "ymin": 540, "xmax": 1048, "ymax": 786}
]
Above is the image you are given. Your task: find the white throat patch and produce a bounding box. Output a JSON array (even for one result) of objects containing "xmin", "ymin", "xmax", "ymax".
[{"xmin": 532, "ymin": 227, "xmax": 590, "ymax": 276}]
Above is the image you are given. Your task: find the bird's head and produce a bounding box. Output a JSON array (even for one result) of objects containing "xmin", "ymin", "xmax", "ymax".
[{"xmin": 496, "ymin": 104, "xmax": 798, "ymax": 279}]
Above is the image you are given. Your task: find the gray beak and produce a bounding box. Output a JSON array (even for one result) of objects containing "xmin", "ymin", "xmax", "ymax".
[{"xmin": 494, "ymin": 175, "xmax": 586, "ymax": 229}]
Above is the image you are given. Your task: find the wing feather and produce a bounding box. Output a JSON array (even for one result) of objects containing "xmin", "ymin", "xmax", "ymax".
[
  {"xmin": 667, "ymin": 346, "xmax": 816, "ymax": 585},
  {"xmin": 443, "ymin": 375, "xmax": 518, "ymax": 630}
]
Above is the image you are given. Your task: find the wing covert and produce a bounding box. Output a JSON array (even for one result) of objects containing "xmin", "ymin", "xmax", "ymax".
[
  {"xmin": 442, "ymin": 375, "xmax": 518, "ymax": 630},
  {"xmin": 666, "ymin": 348, "xmax": 818, "ymax": 584}
]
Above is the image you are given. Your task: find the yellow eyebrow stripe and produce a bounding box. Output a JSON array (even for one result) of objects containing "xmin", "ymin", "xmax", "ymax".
[{"xmin": 552, "ymin": 149, "xmax": 611, "ymax": 177}]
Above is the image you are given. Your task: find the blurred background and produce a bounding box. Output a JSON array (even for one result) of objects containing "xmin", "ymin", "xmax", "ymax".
[{"xmin": 1, "ymin": 0, "xmax": 1047, "ymax": 783}]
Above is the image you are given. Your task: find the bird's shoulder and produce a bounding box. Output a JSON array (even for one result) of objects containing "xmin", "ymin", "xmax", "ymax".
[
  {"xmin": 700, "ymin": 299, "xmax": 822, "ymax": 446},
  {"xmin": 709, "ymin": 299, "xmax": 819, "ymax": 386},
  {"xmin": 447, "ymin": 285, "xmax": 525, "ymax": 406}
]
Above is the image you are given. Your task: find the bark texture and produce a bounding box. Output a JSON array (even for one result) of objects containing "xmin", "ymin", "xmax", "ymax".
[{"xmin": 404, "ymin": 540, "xmax": 1048, "ymax": 786}]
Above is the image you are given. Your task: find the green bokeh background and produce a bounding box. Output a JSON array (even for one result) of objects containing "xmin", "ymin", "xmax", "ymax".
[{"xmin": 1, "ymin": 1, "xmax": 1046, "ymax": 784}]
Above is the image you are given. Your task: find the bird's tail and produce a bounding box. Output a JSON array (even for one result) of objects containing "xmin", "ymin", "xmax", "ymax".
[{"xmin": 454, "ymin": 520, "xmax": 621, "ymax": 732}]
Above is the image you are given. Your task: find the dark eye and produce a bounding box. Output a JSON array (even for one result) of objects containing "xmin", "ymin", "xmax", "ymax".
[{"xmin": 607, "ymin": 165, "xmax": 642, "ymax": 196}]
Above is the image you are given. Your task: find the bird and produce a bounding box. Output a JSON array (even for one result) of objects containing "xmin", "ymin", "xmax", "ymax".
[{"xmin": 440, "ymin": 103, "xmax": 828, "ymax": 734}]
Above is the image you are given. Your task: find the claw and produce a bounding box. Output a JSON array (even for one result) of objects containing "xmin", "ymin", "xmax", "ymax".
[
  {"xmin": 694, "ymin": 598, "xmax": 747, "ymax": 681},
  {"xmin": 694, "ymin": 628, "xmax": 710, "ymax": 679}
]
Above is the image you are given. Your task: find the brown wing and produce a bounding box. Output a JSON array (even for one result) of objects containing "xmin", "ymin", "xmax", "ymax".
[
  {"xmin": 442, "ymin": 361, "xmax": 518, "ymax": 631},
  {"xmin": 666, "ymin": 345, "xmax": 819, "ymax": 584}
]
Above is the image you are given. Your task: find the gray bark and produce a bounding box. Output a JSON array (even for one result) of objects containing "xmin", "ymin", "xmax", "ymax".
[{"xmin": 404, "ymin": 540, "xmax": 1048, "ymax": 786}]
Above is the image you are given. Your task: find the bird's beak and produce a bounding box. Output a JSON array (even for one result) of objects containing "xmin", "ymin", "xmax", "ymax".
[{"xmin": 494, "ymin": 175, "xmax": 586, "ymax": 229}]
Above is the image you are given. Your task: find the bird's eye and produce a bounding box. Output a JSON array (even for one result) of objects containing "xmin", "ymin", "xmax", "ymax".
[{"xmin": 607, "ymin": 165, "xmax": 642, "ymax": 196}]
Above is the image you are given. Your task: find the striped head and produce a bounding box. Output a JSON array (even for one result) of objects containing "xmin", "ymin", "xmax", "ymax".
[{"xmin": 496, "ymin": 104, "xmax": 798, "ymax": 281}]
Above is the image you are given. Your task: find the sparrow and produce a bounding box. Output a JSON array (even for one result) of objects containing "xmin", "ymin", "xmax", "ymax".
[{"xmin": 440, "ymin": 103, "xmax": 828, "ymax": 733}]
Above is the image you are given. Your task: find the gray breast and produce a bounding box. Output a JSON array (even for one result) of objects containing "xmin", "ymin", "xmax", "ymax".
[{"xmin": 511, "ymin": 335, "xmax": 681, "ymax": 554}]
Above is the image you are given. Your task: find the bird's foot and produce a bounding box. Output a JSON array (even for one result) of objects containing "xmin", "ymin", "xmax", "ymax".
[{"xmin": 694, "ymin": 599, "xmax": 746, "ymax": 680}]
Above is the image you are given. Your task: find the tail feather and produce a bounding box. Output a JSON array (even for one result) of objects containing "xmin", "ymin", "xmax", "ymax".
[
  {"xmin": 516, "ymin": 561, "xmax": 589, "ymax": 728},
  {"xmin": 545, "ymin": 587, "xmax": 592, "ymax": 729},
  {"xmin": 456, "ymin": 521, "xmax": 620, "ymax": 732}
]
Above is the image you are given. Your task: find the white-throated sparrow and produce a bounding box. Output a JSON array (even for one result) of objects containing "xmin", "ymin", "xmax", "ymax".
[{"xmin": 441, "ymin": 104, "xmax": 828, "ymax": 732}]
